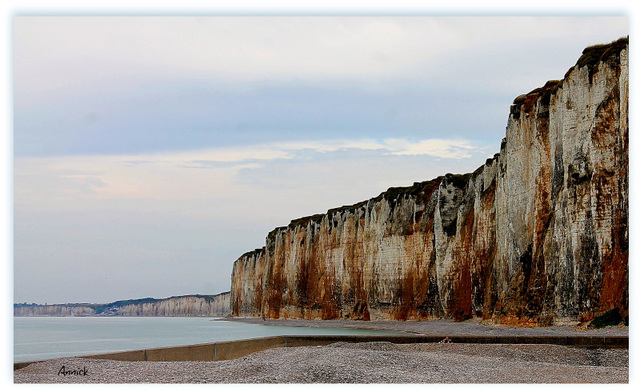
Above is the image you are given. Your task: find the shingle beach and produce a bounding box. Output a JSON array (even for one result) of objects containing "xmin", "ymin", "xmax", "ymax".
[{"xmin": 15, "ymin": 318, "xmax": 628, "ymax": 384}]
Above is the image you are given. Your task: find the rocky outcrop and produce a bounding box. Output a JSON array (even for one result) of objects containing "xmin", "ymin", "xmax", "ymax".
[
  {"xmin": 14, "ymin": 293, "xmax": 231, "ymax": 317},
  {"xmin": 230, "ymin": 37, "xmax": 629, "ymax": 325}
]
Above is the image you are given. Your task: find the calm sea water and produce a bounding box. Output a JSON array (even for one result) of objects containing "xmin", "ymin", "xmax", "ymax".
[{"xmin": 14, "ymin": 317, "xmax": 399, "ymax": 362}]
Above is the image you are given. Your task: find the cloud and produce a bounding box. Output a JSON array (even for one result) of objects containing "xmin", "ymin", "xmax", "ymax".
[
  {"xmin": 14, "ymin": 17, "xmax": 628, "ymax": 97},
  {"xmin": 13, "ymin": 17, "xmax": 628, "ymax": 160},
  {"xmin": 179, "ymin": 137, "xmax": 483, "ymax": 166},
  {"xmin": 13, "ymin": 17, "xmax": 454, "ymax": 93},
  {"xmin": 14, "ymin": 137, "xmax": 486, "ymax": 207},
  {"xmin": 383, "ymin": 138, "xmax": 476, "ymax": 159}
]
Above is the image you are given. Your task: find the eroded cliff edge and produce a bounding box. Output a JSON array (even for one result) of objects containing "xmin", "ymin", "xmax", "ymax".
[{"xmin": 230, "ymin": 38, "xmax": 629, "ymax": 325}]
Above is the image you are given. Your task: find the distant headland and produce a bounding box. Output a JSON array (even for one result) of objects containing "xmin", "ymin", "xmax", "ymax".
[{"xmin": 14, "ymin": 292, "xmax": 230, "ymax": 317}]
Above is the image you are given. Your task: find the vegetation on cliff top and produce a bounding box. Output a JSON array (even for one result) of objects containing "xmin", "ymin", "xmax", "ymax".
[
  {"xmin": 564, "ymin": 36, "xmax": 628, "ymax": 79},
  {"xmin": 276, "ymin": 177, "xmax": 445, "ymax": 233},
  {"xmin": 269, "ymin": 169, "xmax": 483, "ymax": 236},
  {"xmin": 511, "ymin": 36, "xmax": 628, "ymax": 116},
  {"xmin": 576, "ymin": 36, "xmax": 629, "ymax": 69},
  {"xmin": 512, "ymin": 79, "xmax": 563, "ymax": 115},
  {"xmin": 443, "ymin": 172, "xmax": 473, "ymax": 189},
  {"xmin": 239, "ymin": 248, "xmax": 266, "ymax": 260}
]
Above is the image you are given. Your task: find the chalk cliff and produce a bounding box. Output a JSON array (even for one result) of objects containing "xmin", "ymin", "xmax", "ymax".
[
  {"xmin": 115, "ymin": 293, "xmax": 230, "ymax": 316},
  {"xmin": 230, "ymin": 37, "xmax": 629, "ymax": 325},
  {"xmin": 13, "ymin": 304, "xmax": 96, "ymax": 317},
  {"xmin": 14, "ymin": 293, "xmax": 231, "ymax": 317}
]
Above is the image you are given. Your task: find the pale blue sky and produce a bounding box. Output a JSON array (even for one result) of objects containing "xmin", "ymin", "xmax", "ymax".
[{"xmin": 12, "ymin": 16, "xmax": 629, "ymax": 304}]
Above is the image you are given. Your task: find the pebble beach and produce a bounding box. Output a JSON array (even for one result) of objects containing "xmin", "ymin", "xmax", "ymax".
[
  {"xmin": 14, "ymin": 318, "xmax": 629, "ymax": 384},
  {"xmin": 14, "ymin": 342, "xmax": 628, "ymax": 383}
]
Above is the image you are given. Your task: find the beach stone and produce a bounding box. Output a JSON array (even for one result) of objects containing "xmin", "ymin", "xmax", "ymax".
[{"xmin": 14, "ymin": 343, "xmax": 628, "ymax": 383}]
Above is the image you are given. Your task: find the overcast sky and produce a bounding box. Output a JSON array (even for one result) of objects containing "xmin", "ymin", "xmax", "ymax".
[{"xmin": 11, "ymin": 15, "xmax": 629, "ymax": 304}]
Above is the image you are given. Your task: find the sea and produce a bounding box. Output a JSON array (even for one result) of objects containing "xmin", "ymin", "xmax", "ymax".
[{"xmin": 14, "ymin": 317, "xmax": 399, "ymax": 362}]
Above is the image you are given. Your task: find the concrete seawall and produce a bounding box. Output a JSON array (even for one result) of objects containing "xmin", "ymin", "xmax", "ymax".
[{"xmin": 14, "ymin": 334, "xmax": 628, "ymax": 371}]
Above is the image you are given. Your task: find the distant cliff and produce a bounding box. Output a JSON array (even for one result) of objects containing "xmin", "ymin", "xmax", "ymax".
[
  {"xmin": 14, "ymin": 293, "xmax": 231, "ymax": 317},
  {"xmin": 230, "ymin": 37, "xmax": 629, "ymax": 325},
  {"xmin": 13, "ymin": 304, "xmax": 96, "ymax": 317}
]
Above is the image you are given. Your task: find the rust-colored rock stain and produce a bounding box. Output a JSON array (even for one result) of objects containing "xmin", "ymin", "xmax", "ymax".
[{"xmin": 230, "ymin": 37, "xmax": 628, "ymax": 326}]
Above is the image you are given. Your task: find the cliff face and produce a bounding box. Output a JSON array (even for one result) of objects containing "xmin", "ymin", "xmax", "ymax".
[
  {"xmin": 115, "ymin": 294, "xmax": 230, "ymax": 316},
  {"xmin": 13, "ymin": 305, "xmax": 96, "ymax": 317},
  {"xmin": 14, "ymin": 293, "xmax": 231, "ymax": 317},
  {"xmin": 230, "ymin": 38, "xmax": 628, "ymax": 325}
]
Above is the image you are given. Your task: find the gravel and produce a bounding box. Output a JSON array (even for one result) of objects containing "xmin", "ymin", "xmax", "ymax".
[
  {"xmin": 15, "ymin": 318, "xmax": 628, "ymax": 383},
  {"xmin": 14, "ymin": 342, "xmax": 628, "ymax": 384}
]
